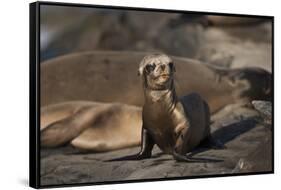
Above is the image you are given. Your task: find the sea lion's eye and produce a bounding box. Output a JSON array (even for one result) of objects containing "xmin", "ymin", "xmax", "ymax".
[
  {"xmin": 145, "ymin": 64, "xmax": 156, "ymax": 73},
  {"xmin": 168, "ymin": 62, "xmax": 174, "ymax": 71}
]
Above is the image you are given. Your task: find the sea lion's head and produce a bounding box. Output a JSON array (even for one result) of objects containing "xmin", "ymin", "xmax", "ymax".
[
  {"xmin": 226, "ymin": 67, "xmax": 272, "ymax": 101},
  {"xmin": 138, "ymin": 54, "xmax": 176, "ymax": 90}
]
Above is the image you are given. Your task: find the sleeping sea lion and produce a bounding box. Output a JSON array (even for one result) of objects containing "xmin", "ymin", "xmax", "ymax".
[
  {"xmin": 41, "ymin": 51, "xmax": 272, "ymax": 113},
  {"xmin": 41, "ymin": 51, "xmax": 272, "ymax": 151},
  {"xmin": 41, "ymin": 101, "xmax": 142, "ymax": 151}
]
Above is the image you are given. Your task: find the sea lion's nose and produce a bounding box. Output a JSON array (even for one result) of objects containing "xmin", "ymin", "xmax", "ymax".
[{"xmin": 160, "ymin": 64, "xmax": 166, "ymax": 71}]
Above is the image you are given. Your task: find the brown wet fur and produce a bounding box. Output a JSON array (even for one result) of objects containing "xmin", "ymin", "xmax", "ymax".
[{"xmin": 117, "ymin": 54, "xmax": 211, "ymax": 161}]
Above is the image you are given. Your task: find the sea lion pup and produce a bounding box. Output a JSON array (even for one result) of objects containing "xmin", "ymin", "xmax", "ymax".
[{"xmin": 112, "ymin": 54, "xmax": 213, "ymax": 162}]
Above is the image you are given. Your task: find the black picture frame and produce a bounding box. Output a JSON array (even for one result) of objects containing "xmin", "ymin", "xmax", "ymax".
[{"xmin": 30, "ymin": 1, "xmax": 274, "ymax": 188}]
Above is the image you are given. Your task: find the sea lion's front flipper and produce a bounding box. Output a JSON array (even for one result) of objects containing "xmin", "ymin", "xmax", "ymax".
[{"xmin": 106, "ymin": 127, "xmax": 154, "ymax": 162}]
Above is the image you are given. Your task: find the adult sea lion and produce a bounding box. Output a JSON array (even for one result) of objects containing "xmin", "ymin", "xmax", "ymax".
[
  {"xmin": 41, "ymin": 101, "xmax": 142, "ymax": 151},
  {"xmin": 41, "ymin": 51, "xmax": 272, "ymax": 113},
  {"xmin": 111, "ymin": 54, "xmax": 213, "ymax": 162}
]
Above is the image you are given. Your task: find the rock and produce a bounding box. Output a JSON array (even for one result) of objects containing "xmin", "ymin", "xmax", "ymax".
[
  {"xmin": 207, "ymin": 16, "xmax": 265, "ymax": 26},
  {"xmin": 40, "ymin": 6, "xmax": 272, "ymax": 73},
  {"xmin": 197, "ymin": 48, "xmax": 234, "ymax": 68},
  {"xmin": 252, "ymin": 100, "xmax": 272, "ymax": 125},
  {"xmin": 40, "ymin": 105, "xmax": 272, "ymax": 185},
  {"xmin": 41, "ymin": 5, "xmax": 205, "ymax": 61},
  {"xmin": 197, "ymin": 21, "xmax": 272, "ymax": 71},
  {"xmin": 252, "ymin": 100, "xmax": 272, "ymax": 118},
  {"xmin": 233, "ymin": 135, "xmax": 272, "ymax": 173}
]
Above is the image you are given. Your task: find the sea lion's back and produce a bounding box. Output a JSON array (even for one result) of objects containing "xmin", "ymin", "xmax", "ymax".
[{"xmin": 179, "ymin": 93, "xmax": 210, "ymax": 146}]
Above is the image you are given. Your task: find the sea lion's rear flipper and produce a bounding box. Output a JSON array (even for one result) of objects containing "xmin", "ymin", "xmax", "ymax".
[
  {"xmin": 105, "ymin": 152, "xmax": 151, "ymax": 162},
  {"xmin": 172, "ymin": 151, "xmax": 197, "ymax": 162},
  {"xmin": 172, "ymin": 150, "xmax": 223, "ymax": 163}
]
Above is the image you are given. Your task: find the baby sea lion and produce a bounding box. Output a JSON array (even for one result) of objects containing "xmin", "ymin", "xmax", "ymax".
[{"xmin": 112, "ymin": 54, "xmax": 214, "ymax": 162}]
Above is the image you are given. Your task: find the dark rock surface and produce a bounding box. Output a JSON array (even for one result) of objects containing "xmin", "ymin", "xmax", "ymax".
[{"xmin": 40, "ymin": 105, "xmax": 272, "ymax": 186}]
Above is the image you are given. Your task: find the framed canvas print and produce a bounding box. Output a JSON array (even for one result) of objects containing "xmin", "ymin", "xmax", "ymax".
[{"xmin": 29, "ymin": 1, "xmax": 274, "ymax": 188}]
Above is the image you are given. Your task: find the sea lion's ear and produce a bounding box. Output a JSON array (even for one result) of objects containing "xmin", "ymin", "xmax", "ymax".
[
  {"xmin": 138, "ymin": 66, "xmax": 144, "ymax": 76},
  {"xmin": 139, "ymin": 56, "xmax": 148, "ymax": 76}
]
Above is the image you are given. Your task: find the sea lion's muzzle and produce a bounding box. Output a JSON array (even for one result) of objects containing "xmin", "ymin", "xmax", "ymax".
[
  {"xmin": 157, "ymin": 74, "xmax": 171, "ymax": 82},
  {"xmin": 154, "ymin": 63, "xmax": 174, "ymax": 81},
  {"xmin": 154, "ymin": 70, "xmax": 173, "ymax": 84}
]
